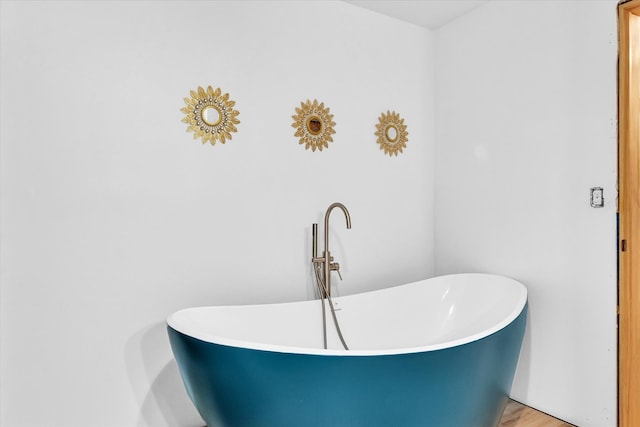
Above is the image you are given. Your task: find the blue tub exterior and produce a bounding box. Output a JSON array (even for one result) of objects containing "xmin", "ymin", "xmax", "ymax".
[{"xmin": 167, "ymin": 304, "xmax": 527, "ymax": 427}]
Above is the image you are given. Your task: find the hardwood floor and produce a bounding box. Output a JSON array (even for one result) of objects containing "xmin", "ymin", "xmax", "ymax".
[{"xmin": 499, "ymin": 400, "xmax": 575, "ymax": 427}]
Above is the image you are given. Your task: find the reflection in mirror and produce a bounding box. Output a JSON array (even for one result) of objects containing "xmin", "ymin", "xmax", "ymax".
[
  {"xmin": 202, "ymin": 106, "xmax": 222, "ymax": 126},
  {"xmin": 307, "ymin": 116, "xmax": 323, "ymax": 135},
  {"xmin": 386, "ymin": 125, "xmax": 398, "ymax": 143}
]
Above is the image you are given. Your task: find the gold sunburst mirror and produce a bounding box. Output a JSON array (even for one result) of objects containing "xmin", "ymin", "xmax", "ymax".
[
  {"xmin": 375, "ymin": 110, "xmax": 408, "ymax": 156},
  {"xmin": 291, "ymin": 99, "xmax": 336, "ymax": 152},
  {"xmin": 181, "ymin": 85, "xmax": 240, "ymax": 146}
]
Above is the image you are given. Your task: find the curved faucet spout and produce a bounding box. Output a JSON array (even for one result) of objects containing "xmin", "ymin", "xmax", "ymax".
[
  {"xmin": 324, "ymin": 202, "xmax": 352, "ymax": 251},
  {"xmin": 320, "ymin": 202, "xmax": 352, "ymax": 297}
]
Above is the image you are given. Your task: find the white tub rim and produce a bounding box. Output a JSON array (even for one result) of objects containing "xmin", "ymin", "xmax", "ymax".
[{"xmin": 167, "ymin": 273, "xmax": 527, "ymax": 357}]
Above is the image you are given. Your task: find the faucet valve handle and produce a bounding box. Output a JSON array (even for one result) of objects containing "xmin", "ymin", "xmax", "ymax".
[{"xmin": 330, "ymin": 262, "xmax": 343, "ymax": 280}]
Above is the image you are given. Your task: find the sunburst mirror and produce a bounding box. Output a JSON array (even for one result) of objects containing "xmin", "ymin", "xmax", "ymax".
[
  {"xmin": 375, "ymin": 110, "xmax": 408, "ymax": 156},
  {"xmin": 291, "ymin": 99, "xmax": 336, "ymax": 152},
  {"xmin": 181, "ymin": 85, "xmax": 240, "ymax": 146}
]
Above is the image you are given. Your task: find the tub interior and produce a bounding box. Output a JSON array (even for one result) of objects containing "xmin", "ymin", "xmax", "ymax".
[{"xmin": 167, "ymin": 273, "xmax": 527, "ymax": 355}]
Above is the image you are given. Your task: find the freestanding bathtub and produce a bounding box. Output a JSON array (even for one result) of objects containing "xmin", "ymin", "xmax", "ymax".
[{"xmin": 167, "ymin": 273, "xmax": 527, "ymax": 427}]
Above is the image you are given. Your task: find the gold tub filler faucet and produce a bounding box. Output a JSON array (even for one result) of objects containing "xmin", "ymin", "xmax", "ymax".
[{"xmin": 311, "ymin": 202, "xmax": 351, "ymax": 350}]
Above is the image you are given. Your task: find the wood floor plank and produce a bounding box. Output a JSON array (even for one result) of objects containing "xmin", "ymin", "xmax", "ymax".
[{"xmin": 498, "ymin": 400, "xmax": 575, "ymax": 427}]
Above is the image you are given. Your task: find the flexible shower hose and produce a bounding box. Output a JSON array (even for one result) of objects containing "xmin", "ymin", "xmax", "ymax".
[{"xmin": 313, "ymin": 263, "xmax": 349, "ymax": 350}]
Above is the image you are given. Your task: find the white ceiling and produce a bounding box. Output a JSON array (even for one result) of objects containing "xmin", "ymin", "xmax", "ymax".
[{"xmin": 343, "ymin": 0, "xmax": 489, "ymax": 30}]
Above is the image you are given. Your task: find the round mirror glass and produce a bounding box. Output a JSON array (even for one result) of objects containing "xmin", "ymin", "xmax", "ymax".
[
  {"xmin": 306, "ymin": 116, "xmax": 323, "ymax": 135},
  {"xmin": 202, "ymin": 106, "xmax": 222, "ymax": 126},
  {"xmin": 386, "ymin": 125, "xmax": 398, "ymax": 143}
]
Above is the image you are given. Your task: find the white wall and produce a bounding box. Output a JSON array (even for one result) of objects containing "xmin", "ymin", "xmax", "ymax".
[
  {"xmin": 435, "ymin": 1, "xmax": 618, "ymax": 426},
  {"xmin": 2, "ymin": 1, "xmax": 621, "ymax": 426},
  {"xmin": 0, "ymin": 1, "xmax": 435, "ymax": 426}
]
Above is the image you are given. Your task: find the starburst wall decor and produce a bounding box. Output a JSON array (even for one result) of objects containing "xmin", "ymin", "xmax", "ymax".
[
  {"xmin": 291, "ymin": 99, "xmax": 336, "ymax": 152},
  {"xmin": 181, "ymin": 85, "xmax": 240, "ymax": 146},
  {"xmin": 375, "ymin": 110, "xmax": 408, "ymax": 156}
]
